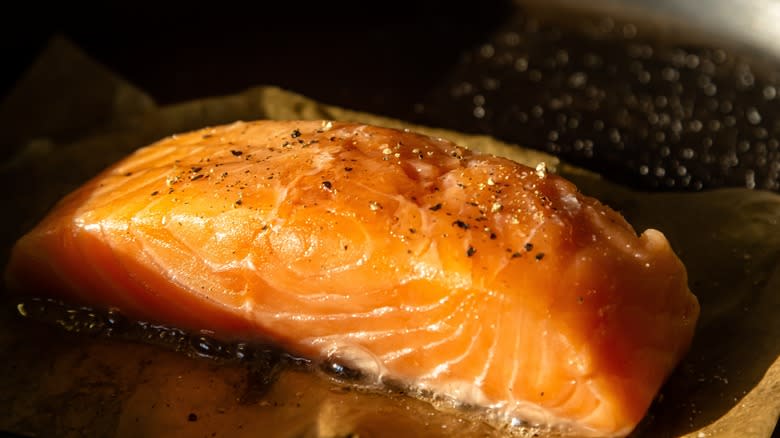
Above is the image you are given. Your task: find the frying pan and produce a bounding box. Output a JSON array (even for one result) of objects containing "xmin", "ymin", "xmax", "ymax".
[{"xmin": 2, "ymin": 0, "xmax": 779, "ymax": 192}]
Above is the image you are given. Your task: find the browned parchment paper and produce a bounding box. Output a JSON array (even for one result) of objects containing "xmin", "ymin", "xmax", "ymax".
[{"xmin": 0, "ymin": 37, "xmax": 777, "ymax": 438}]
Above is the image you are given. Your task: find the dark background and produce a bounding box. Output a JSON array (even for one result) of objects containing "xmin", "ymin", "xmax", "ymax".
[
  {"xmin": 3, "ymin": 1, "xmax": 780, "ymax": 193},
  {"xmin": 0, "ymin": 2, "xmax": 510, "ymax": 117}
]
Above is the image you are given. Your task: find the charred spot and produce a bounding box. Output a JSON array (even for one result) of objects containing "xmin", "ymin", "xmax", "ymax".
[{"xmin": 239, "ymin": 348, "xmax": 288, "ymax": 405}]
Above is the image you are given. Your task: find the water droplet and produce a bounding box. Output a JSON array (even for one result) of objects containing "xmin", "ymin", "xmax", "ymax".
[
  {"xmin": 713, "ymin": 49, "xmax": 727, "ymax": 63},
  {"xmin": 746, "ymin": 107, "xmax": 762, "ymax": 125},
  {"xmin": 514, "ymin": 57, "xmax": 528, "ymax": 72},
  {"xmin": 502, "ymin": 32, "xmax": 521, "ymax": 47},
  {"xmin": 708, "ymin": 120, "xmax": 721, "ymax": 131},
  {"xmin": 737, "ymin": 65, "xmax": 755, "ymax": 88},
  {"xmin": 483, "ymin": 77, "xmax": 500, "ymax": 90},
  {"xmin": 685, "ymin": 54, "xmax": 700, "ymax": 69},
  {"xmin": 608, "ymin": 129, "xmax": 621, "ymax": 143},
  {"xmin": 568, "ymin": 72, "xmax": 587, "ymax": 88},
  {"xmin": 762, "ymin": 85, "xmax": 777, "ymax": 100},
  {"xmin": 662, "ymin": 67, "xmax": 679, "ymax": 81},
  {"xmin": 479, "ymin": 44, "xmax": 495, "ymax": 58},
  {"xmin": 745, "ymin": 170, "xmax": 756, "ymax": 189}
]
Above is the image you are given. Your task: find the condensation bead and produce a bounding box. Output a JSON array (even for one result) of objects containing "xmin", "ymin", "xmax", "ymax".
[{"xmin": 421, "ymin": 8, "xmax": 780, "ymax": 191}]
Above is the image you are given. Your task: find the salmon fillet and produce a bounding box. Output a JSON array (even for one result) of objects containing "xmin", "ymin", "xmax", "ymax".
[{"xmin": 5, "ymin": 120, "xmax": 699, "ymax": 437}]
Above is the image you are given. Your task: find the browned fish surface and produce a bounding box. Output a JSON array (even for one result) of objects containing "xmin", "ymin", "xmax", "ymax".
[{"xmin": 5, "ymin": 120, "xmax": 699, "ymax": 436}]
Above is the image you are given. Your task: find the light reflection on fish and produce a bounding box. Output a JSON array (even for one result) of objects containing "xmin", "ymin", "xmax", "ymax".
[{"xmin": 5, "ymin": 120, "xmax": 699, "ymax": 437}]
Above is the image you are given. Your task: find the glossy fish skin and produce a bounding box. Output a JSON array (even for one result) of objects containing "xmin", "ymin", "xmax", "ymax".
[{"xmin": 6, "ymin": 121, "xmax": 699, "ymax": 437}]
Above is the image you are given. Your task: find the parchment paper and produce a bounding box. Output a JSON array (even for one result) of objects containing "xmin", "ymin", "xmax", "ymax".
[{"xmin": 0, "ymin": 37, "xmax": 777, "ymax": 438}]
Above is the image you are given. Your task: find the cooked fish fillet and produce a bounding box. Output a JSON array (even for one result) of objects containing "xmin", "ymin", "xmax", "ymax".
[{"xmin": 5, "ymin": 120, "xmax": 699, "ymax": 437}]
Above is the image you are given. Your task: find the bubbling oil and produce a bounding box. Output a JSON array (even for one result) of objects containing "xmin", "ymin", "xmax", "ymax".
[{"xmin": 9, "ymin": 297, "xmax": 590, "ymax": 437}]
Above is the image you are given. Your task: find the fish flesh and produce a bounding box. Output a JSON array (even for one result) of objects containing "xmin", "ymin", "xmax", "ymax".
[{"xmin": 5, "ymin": 120, "xmax": 699, "ymax": 437}]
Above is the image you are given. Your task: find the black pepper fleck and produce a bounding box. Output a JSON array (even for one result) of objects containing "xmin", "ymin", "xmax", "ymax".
[
  {"xmin": 151, "ymin": 191, "xmax": 159, "ymax": 196},
  {"xmin": 511, "ymin": 252, "xmax": 522, "ymax": 258},
  {"xmin": 191, "ymin": 166, "xmax": 202, "ymax": 173},
  {"xmin": 321, "ymin": 181, "xmax": 333, "ymax": 190},
  {"xmin": 524, "ymin": 243, "xmax": 534, "ymax": 252},
  {"xmin": 188, "ymin": 413, "xmax": 198, "ymax": 422},
  {"xmin": 490, "ymin": 233, "xmax": 497, "ymax": 240},
  {"xmin": 535, "ymin": 253, "xmax": 545, "ymax": 261},
  {"xmin": 190, "ymin": 174, "xmax": 204, "ymax": 181},
  {"xmin": 452, "ymin": 220, "xmax": 470, "ymax": 229},
  {"xmin": 291, "ymin": 129, "xmax": 301, "ymax": 138},
  {"xmin": 467, "ymin": 246, "xmax": 477, "ymax": 257},
  {"xmin": 409, "ymin": 228, "xmax": 416, "ymax": 234},
  {"xmin": 235, "ymin": 199, "xmax": 243, "ymax": 206},
  {"xmin": 429, "ymin": 203, "xmax": 442, "ymax": 211},
  {"xmin": 231, "ymin": 150, "xmax": 243, "ymax": 156},
  {"xmin": 344, "ymin": 167, "xmax": 353, "ymax": 172}
]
